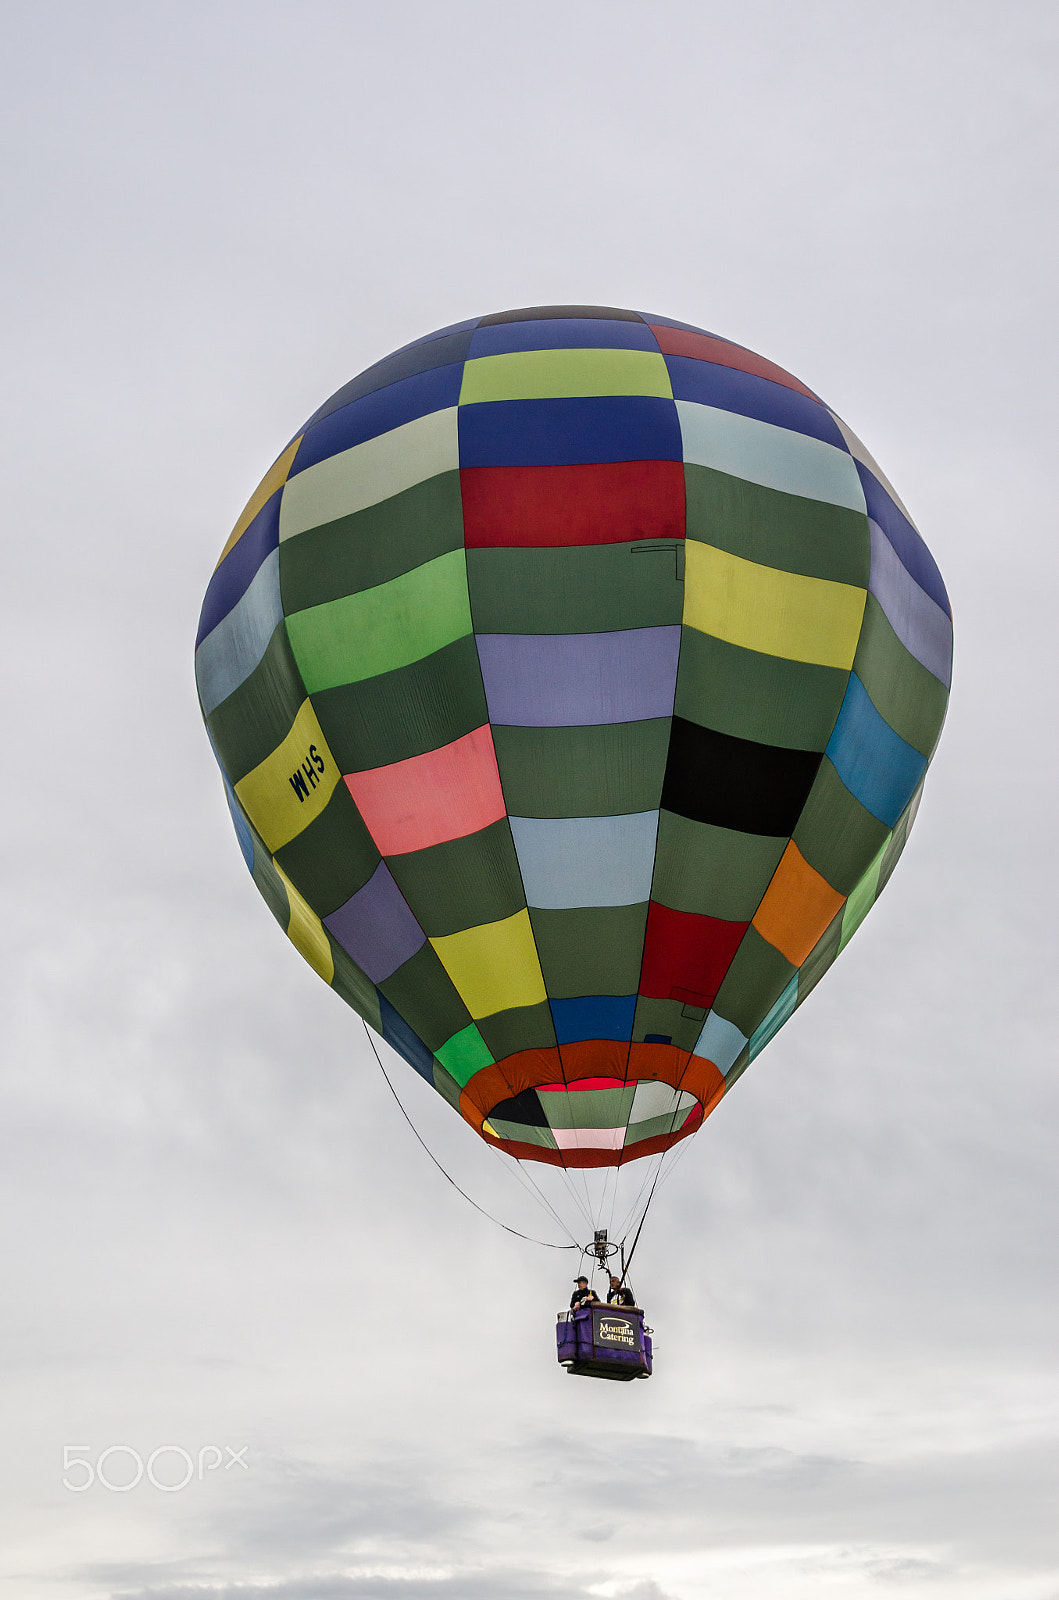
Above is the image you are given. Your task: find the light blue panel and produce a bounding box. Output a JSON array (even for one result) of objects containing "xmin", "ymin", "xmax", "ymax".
[
  {"xmin": 692, "ymin": 1009, "xmax": 748, "ymax": 1072},
  {"xmin": 195, "ymin": 548, "xmax": 283, "ymax": 714},
  {"xmin": 676, "ymin": 400, "xmax": 866, "ymax": 511},
  {"xmin": 509, "ymin": 810, "xmax": 659, "ymax": 908},
  {"xmin": 868, "ymin": 519, "xmax": 952, "ymax": 687},
  {"xmin": 749, "ymin": 976, "xmax": 799, "ymax": 1060},
  {"xmin": 826, "ymin": 673, "xmax": 928, "ymax": 827}
]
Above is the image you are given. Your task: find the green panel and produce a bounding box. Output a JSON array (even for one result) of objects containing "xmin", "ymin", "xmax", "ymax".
[
  {"xmin": 386, "ymin": 818, "xmax": 525, "ymax": 939},
  {"xmin": 250, "ymin": 839, "xmax": 291, "ymax": 926},
  {"xmin": 493, "ymin": 720, "xmax": 670, "ymax": 818},
  {"xmin": 723, "ymin": 1044, "xmax": 752, "ymax": 1089},
  {"xmin": 273, "ymin": 784, "xmax": 380, "ymax": 916},
  {"xmin": 329, "ymin": 943, "xmax": 382, "ymax": 1030},
  {"xmin": 793, "ymin": 757, "xmax": 891, "ymax": 896},
  {"xmin": 489, "ymin": 1119, "xmax": 558, "ymax": 1149},
  {"xmin": 286, "ymin": 548, "xmax": 471, "ymax": 691},
  {"xmin": 876, "ymin": 786, "xmax": 920, "ymax": 896},
  {"xmin": 794, "ymin": 908, "xmax": 843, "ymax": 1004},
  {"xmin": 839, "ymin": 836, "xmax": 890, "ymax": 950},
  {"xmin": 435, "ymin": 1022, "xmax": 495, "ymax": 1087},
  {"xmin": 529, "ymin": 904, "xmax": 648, "ymax": 998},
  {"xmin": 467, "ymin": 542, "xmax": 684, "ymax": 635},
  {"xmin": 625, "ymin": 1109, "xmax": 694, "ymax": 1145},
  {"xmin": 675, "ymin": 627, "xmax": 849, "ymax": 752},
  {"xmin": 312, "ymin": 634, "xmax": 488, "ymax": 772},
  {"xmin": 379, "ymin": 943, "xmax": 471, "ymax": 1051},
  {"xmin": 542, "ymin": 1086, "xmax": 635, "ymax": 1130},
  {"xmin": 684, "ymin": 463, "xmax": 870, "ymax": 586},
  {"xmin": 853, "ymin": 595, "xmax": 949, "ymax": 759},
  {"xmin": 651, "ymin": 810, "xmax": 786, "ymax": 920},
  {"xmin": 476, "ymin": 1000, "xmax": 558, "ymax": 1058},
  {"xmin": 432, "ymin": 1062, "xmax": 464, "ymax": 1111},
  {"xmin": 630, "ymin": 994, "xmax": 704, "ymax": 1052},
  {"xmin": 206, "ymin": 622, "xmax": 306, "ymax": 783},
  {"xmin": 279, "ymin": 469, "xmax": 465, "ymax": 612},
  {"xmin": 711, "ymin": 926, "xmax": 796, "ymax": 1039}
]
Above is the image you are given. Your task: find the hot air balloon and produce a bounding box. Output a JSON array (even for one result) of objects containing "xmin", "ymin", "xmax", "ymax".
[{"xmin": 195, "ymin": 305, "xmax": 951, "ymax": 1375}]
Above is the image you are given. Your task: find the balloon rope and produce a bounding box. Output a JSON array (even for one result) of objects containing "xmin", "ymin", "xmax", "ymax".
[{"xmin": 363, "ymin": 1022, "xmax": 578, "ymax": 1251}]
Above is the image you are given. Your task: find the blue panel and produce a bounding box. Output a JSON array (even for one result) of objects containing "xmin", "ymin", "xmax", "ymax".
[
  {"xmin": 749, "ymin": 977, "xmax": 799, "ymax": 1060},
  {"xmin": 856, "ymin": 463, "xmax": 950, "ymax": 616},
  {"xmin": 195, "ymin": 551, "xmax": 283, "ymax": 715},
  {"xmin": 458, "ymin": 396, "xmax": 683, "ymax": 468},
  {"xmin": 826, "ymin": 675, "xmax": 928, "ymax": 827},
  {"xmin": 223, "ymin": 777, "xmax": 254, "ymax": 870},
  {"xmin": 665, "ymin": 356, "xmax": 843, "ymax": 448},
  {"xmin": 468, "ymin": 318, "xmax": 659, "ymax": 357},
  {"xmin": 379, "ymin": 998, "xmax": 435, "ymax": 1082},
  {"xmin": 550, "ymin": 994, "xmax": 637, "ymax": 1044},
  {"xmin": 301, "ymin": 328, "xmax": 476, "ymax": 428},
  {"xmin": 292, "ymin": 362, "xmax": 465, "ymax": 475},
  {"xmin": 196, "ymin": 489, "xmax": 280, "ymax": 646},
  {"xmin": 510, "ymin": 811, "xmax": 659, "ymax": 908}
]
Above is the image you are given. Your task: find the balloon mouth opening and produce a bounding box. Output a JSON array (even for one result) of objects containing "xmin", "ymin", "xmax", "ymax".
[{"xmin": 479, "ymin": 1073, "xmax": 704, "ymax": 1167}]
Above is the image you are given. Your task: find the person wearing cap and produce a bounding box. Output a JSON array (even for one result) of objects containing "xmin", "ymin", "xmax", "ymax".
[
  {"xmin": 606, "ymin": 1274, "xmax": 636, "ymax": 1307},
  {"xmin": 569, "ymin": 1275, "xmax": 600, "ymax": 1311}
]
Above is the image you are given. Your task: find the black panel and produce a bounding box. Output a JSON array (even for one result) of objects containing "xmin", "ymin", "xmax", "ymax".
[
  {"xmin": 477, "ymin": 304, "xmax": 643, "ymax": 325},
  {"xmin": 488, "ymin": 1087, "xmax": 548, "ymax": 1128},
  {"xmin": 661, "ymin": 716, "xmax": 822, "ymax": 837}
]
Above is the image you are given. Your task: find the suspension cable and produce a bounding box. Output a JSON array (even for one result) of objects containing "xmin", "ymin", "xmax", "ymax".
[{"xmin": 363, "ymin": 1023, "xmax": 578, "ymax": 1252}]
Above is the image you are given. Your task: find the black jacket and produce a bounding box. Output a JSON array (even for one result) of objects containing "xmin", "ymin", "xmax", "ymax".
[
  {"xmin": 607, "ymin": 1285, "xmax": 636, "ymax": 1306},
  {"xmin": 570, "ymin": 1287, "xmax": 600, "ymax": 1310}
]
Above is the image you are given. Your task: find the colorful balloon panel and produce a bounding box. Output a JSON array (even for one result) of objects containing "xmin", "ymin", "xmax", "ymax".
[{"xmin": 196, "ymin": 306, "xmax": 952, "ymax": 1168}]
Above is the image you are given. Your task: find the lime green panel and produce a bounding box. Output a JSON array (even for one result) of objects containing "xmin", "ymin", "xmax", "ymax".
[
  {"xmin": 279, "ymin": 470, "xmax": 466, "ymax": 613},
  {"xmin": 460, "ymin": 348, "xmax": 672, "ymax": 404},
  {"xmin": 492, "ymin": 721, "xmax": 669, "ymax": 818},
  {"xmin": 675, "ymin": 627, "xmax": 849, "ymax": 753},
  {"xmin": 684, "ymin": 462, "xmax": 870, "ymax": 586},
  {"xmin": 529, "ymin": 904, "xmax": 648, "ymax": 998},
  {"xmin": 273, "ymin": 783, "xmax": 380, "ymax": 917},
  {"xmin": 379, "ymin": 943, "xmax": 471, "ymax": 1051},
  {"xmin": 287, "ymin": 548, "xmax": 471, "ymax": 691},
  {"xmin": 793, "ymin": 757, "xmax": 892, "ymax": 896},
  {"xmin": 312, "ymin": 634, "xmax": 488, "ymax": 772},
  {"xmin": 386, "ymin": 818, "xmax": 525, "ymax": 939},
  {"xmin": 207, "ymin": 623, "xmax": 306, "ymax": 784},
  {"xmin": 651, "ymin": 810, "xmax": 786, "ymax": 920},
  {"xmin": 476, "ymin": 1000, "xmax": 558, "ymax": 1058},
  {"xmin": 711, "ymin": 927, "xmax": 797, "ymax": 1039},
  {"xmin": 853, "ymin": 595, "xmax": 949, "ymax": 759},
  {"xmin": 839, "ymin": 836, "xmax": 890, "ymax": 950},
  {"xmin": 467, "ymin": 542, "xmax": 683, "ymax": 635},
  {"xmin": 435, "ymin": 1023, "xmax": 495, "ymax": 1087}
]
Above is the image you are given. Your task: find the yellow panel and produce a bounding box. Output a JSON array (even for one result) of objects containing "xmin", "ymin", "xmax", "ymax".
[
  {"xmin": 275, "ymin": 861, "xmax": 334, "ymax": 983},
  {"xmin": 684, "ymin": 540, "xmax": 866, "ymax": 669},
  {"xmin": 459, "ymin": 348, "xmax": 672, "ymax": 405},
  {"xmin": 430, "ymin": 908, "xmax": 546, "ymax": 1019},
  {"xmin": 234, "ymin": 699, "xmax": 340, "ymax": 851},
  {"xmin": 216, "ymin": 435, "xmax": 303, "ymax": 568}
]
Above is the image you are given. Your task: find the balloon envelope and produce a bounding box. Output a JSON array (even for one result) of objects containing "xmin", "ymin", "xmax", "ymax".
[{"xmin": 196, "ymin": 305, "xmax": 951, "ymax": 1169}]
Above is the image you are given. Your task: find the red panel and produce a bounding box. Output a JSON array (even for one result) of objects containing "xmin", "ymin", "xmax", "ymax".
[
  {"xmin": 648, "ymin": 325, "xmax": 819, "ymax": 400},
  {"xmin": 638, "ymin": 902, "xmax": 748, "ymax": 1003},
  {"xmin": 460, "ymin": 460, "xmax": 686, "ymax": 548}
]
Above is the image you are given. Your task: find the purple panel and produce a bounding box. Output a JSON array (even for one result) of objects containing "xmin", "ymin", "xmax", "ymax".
[
  {"xmin": 868, "ymin": 520, "xmax": 953, "ymax": 687},
  {"xmin": 476, "ymin": 627, "xmax": 680, "ymax": 727},
  {"xmin": 324, "ymin": 862, "xmax": 426, "ymax": 982}
]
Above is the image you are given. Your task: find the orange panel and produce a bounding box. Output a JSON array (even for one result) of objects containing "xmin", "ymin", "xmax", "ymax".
[{"xmin": 752, "ymin": 841, "xmax": 846, "ymax": 967}]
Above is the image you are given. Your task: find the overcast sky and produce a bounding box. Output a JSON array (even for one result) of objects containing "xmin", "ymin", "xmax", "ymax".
[{"xmin": 2, "ymin": 3, "xmax": 1057, "ymax": 1597}]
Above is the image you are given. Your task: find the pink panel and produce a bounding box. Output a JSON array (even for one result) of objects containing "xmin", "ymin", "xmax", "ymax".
[{"xmin": 345, "ymin": 723, "xmax": 507, "ymax": 856}]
